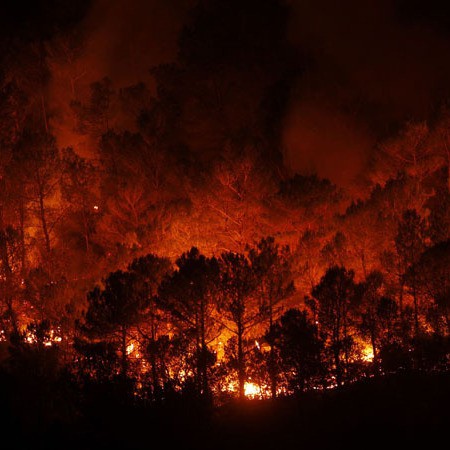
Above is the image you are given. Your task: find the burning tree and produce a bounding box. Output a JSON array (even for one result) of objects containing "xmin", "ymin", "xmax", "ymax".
[
  {"xmin": 217, "ymin": 251, "xmax": 260, "ymax": 399},
  {"xmin": 248, "ymin": 236, "xmax": 294, "ymax": 398},
  {"xmin": 268, "ymin": 308, "xmax": 324, "ymax": 393},
  {"xmin": 158, "ymin": 247, "xmax": 220, "ymax": 399},
  {"xmin": 311, "ymin": 266, "xmax": 357, "ymax": 386},
  {"xmin": 81, "ymin": 269, "xmax": 147, "ymax": 377},
  {"xmin": 127, "ymin": 253, "xmax": 172, "ymax": 400}
]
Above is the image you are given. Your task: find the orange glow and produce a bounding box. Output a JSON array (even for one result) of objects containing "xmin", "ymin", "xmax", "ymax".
[
  {"xmin": 225, "ymin": 380, "xmax": 267, "ymax": 399},
  {"xmin": 126, "ymin": 342, "xmax": 135, "ymax": 354},
  {"xmin": 24, "ymin": 328, "xmax": 62, "ymax": 346},
  {"xmin": 244, "ymin": 382, "xmax": 260, "ymax": 399},
  {"xmin": 362, "ymin": 345, "xmax": 374, "ymax": 362},
  {"xmin": 361, "ymin": 343, "xmax": 374, "ymax": 362}
]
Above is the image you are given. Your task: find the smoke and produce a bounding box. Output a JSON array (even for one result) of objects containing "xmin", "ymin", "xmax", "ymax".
[
  {"xmin": 48, "ymin": 0, "xmax": 193, "ymax": 152},
  {"xmin": 79, "ymin": 0, "xmax": 193, "ymax": 87},
  {"xmin": 283, "ymin": 97, "xmax": 374, "ymax": 188},
  {"xmin": 44, "ymin": 0, "xmax": 450, "ymax": 188},
  {"xmin": 283, "ymin": 0, "xmax": 450, "ymax": 188}
]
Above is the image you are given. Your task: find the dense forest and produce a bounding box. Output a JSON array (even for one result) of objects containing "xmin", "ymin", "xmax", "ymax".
[{"xmin": 0, "ymin": 1, "xmax": 449, "ymax": 448}]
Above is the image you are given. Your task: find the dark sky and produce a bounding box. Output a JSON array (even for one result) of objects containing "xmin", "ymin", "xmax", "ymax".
[
  {"xmin": 283, "ymin": 0, "xmax": 450, "ymax": 186},
  {"xmin": 5, "ymin": 0, "xmax": 450, "ymax": 188},
  {"xmin": 74, "ymin": 1, "xmax": 450, "ymax": 187}
]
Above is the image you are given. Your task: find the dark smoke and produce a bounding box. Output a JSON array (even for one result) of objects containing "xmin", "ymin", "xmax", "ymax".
[
  {"xmin": 49, "ymin": 0, "xmax": 193, "ymax": 151},
  {"xmin": 283, "ymin": 0, "xmax": 450, "ymax": 187},
  {"xmin": 43, "ymin": 0, "xmax": 450, "ymax": 189}
]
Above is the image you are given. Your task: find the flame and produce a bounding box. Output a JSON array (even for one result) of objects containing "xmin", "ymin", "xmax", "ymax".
[
  {"xmin": 126, "ymin": 342, "xmax": 135, "ymax": 354},
  {"xmin": 244, "ymin": 382, "xmax": 260, "ymax": 399},
  {"xmin": 24, "ymin": 328, "xmax": 62, "ymax": 346},
  {"xmin": 224, "ymin": 379, "xmax": 286, "ymax": 399},
  {"xmin": 361, "ymin": 345, "xmax": 374, "ymax": 362}
]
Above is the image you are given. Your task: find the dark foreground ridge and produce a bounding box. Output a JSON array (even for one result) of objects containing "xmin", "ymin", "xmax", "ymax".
[{"xmin": 1, "ymin": 371, "xmax": 448, "ymax": 450}]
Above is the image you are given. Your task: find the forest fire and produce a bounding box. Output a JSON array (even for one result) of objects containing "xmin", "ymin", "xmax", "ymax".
[
  {"xmin": 24, "ymin": 327, "xmax": 63, "ymax": 347},
  {"xmin": 244, "ymin": 382, "xmax": 260, "ymax": 399},
  {"xmin": 224, "ymin": 380, "xmax": 277, "ymax": 399},
  {"xmin": 0, "ymin": 1, "xmax": 449, "ymax": 449},
  {"xmin": 361, "ymin": 345, "xmax": 375, "ymax": 363}
]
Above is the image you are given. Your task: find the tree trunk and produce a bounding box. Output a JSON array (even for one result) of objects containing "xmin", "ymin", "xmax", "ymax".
[
  {"xmin": 194, "ymin": 310, "xmax": 201, "ymax": 396},
  {"xmin": 19, "ymin": 198, "xmax": 26, "ymax": 274},
  {"xmin": 200, "ymin": 298, "xmax": 209, "ymax": 397},
  {"xmin": 237, "ymin": 320, "xmax": 245, "ymax": 400},
  {"xmin": 268, "ymin": 303, "xmax": 277, "ymax": 399},
  {"xmin": 412, "ymin": 272, "xmax": 419, "ymax": 337},
  {"xmin": 0, "ymin": 225, "xmax": 18, "ymax": 334},
  {"xmin": 37, "ymin": 171, "xmax": 51, "ymax": 254},
  {"xmin": 335, "ymin": 307, "xmax": 342, "ymax": 386},
  {"xmin": 343, "ymin": 318, "xmax": 349, "ymax": 379},
  {"xmin": 334, "ymin": 345, "xmax": 342, "ymax": 387},
  {"xmin": 149, "ymin": 311, "xmax": 160, "ymax": 402},
  {"xmin": 121, "ymin": 325, "xmax": 128, "ymax": 377},
  {"xmin": 370, "ymin": 324, "xmax": 377, "ymax": 367}
]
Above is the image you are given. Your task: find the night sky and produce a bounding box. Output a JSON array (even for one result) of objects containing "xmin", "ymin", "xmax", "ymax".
[{"xmin": 3, "ymin": 0, "xmax": 450, "ymax": 187}]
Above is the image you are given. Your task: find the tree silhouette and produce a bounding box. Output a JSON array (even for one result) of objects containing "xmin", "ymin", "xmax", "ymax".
[
  {"xmin": 395, "ymin": 209, "xmax": 427, "ymax": 336},
  {"xmin": 83, "ymin": 270, "xmax": 147, "ymax": 377},
  {"xmin": 158, "ymin": 247, "xmax": 220, "ymax": 398},
  {"xmin": 312, "ymin": 266, "xmax": 357, "ymax": 385},
  {"xmin": 60, "ymin": 147, "xmax": 100, "ymax": 254},
  {"xmin": 14, "ymin": 127, "xmax": 61, "ymax": 258},
  {"xmin": 248, "ymin": 236, "xmax": 294, "ymax": 398},
  {"xmin": 127, "ymin": 253, "xmax": 172, "ymax": 400},
  {"xmin": 425, "ymin": 168, "xmax": 450, "ymax": 244},
  {"xmin": 0, "ymin": 226, "xmax": 22, "ymax": 336},
  {"xmin": 406, "ymin": 240, "xmax": 450, "ymax": 335},
  {"xmin": 356, "ymin": 271, "xmax": 384, "ymax": 366},
  {"xmin": 268, "ymin": 308, "xmax": 324, "ymax": 393},
  {"xmin": 218, "ymin": 251, "xmax": 259, "ymax": 399}
]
